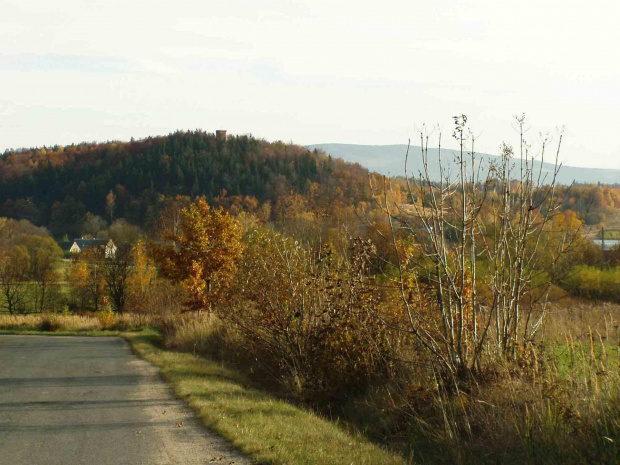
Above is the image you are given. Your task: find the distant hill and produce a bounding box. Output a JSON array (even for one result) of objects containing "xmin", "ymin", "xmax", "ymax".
[{"xmin": 308, "ymin": 144, "xmax": 620, "ymax": 186}]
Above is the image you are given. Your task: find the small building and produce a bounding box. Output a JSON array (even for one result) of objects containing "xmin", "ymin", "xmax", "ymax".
[
  {"xmin": 104, "ymin": 239, "xmax": 117, "ymax": 259},
  {"xmin": 67, "ymin": 238, "xmax": 117, "ymax": 258}
]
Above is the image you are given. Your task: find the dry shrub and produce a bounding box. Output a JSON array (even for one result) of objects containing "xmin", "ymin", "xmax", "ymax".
[
  {"xmin": 96, "ymin": 311, "xmax": 116, "ymax": 330},
  {"xmin": 346, "ymin": 296, "xmax": 620, "ymax": 464},
  {"xmin": 38, "ymin": 314, "xmax": 101, "ymax": 332},
  {"xmin": 220, "ymin": 229, "xmax": 394, "ymax": 401},
  {"xmin": 125, "ymin": 277, "xmax": 186, "ymax": 317}
]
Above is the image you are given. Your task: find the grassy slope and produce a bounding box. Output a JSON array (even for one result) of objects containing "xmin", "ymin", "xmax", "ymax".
[{"xmin": 0, "ymin": 327, "xmax": 406, "ymax": 465}]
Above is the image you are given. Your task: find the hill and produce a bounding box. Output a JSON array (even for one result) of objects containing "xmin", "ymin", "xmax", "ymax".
[
  {"xmin": 307, "ymin": 143, "xmax": 620, "ymax": 186},
  {"xmin": 0, "ymin": 132, "xmax": 374, "ymax": 237}
]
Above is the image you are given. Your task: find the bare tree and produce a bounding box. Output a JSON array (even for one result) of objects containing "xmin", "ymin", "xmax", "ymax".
[{"xmin": 375, "ymin": 115, "xmax": 576, "ymax": 377}]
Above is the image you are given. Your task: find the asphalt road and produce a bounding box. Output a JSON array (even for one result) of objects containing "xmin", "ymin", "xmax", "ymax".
[{"xmin": 0, "ymin": 335, "xmax": 251, "ymax": 465}]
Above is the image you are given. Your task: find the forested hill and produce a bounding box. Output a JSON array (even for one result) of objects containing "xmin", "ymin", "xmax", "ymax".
[{"xmin": 0, "ymin": 131, "xmax": 373, "ymax": 237}]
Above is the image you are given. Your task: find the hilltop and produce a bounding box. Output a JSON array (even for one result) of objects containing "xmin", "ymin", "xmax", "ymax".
[{"xmin": 0, "ymin": 131, "xmax": 374, "ymax": 237}]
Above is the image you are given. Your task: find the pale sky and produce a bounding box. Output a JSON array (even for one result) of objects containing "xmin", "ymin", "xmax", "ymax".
[{"xmin": 1, "ymin": 0, "xmax": 619, "ymax": 169}]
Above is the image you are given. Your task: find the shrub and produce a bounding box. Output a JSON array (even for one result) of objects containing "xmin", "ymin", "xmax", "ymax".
[
  {"xmin": 219, "ymin": 228, "xmax": 394, "ymax": 401},
  {"xmin": 96, "ymin": 310, "xmax": 116, "ymax": 330},
  {"xmin": 562, "ymin": 265, "xmax": 620, "ymax": 302}
]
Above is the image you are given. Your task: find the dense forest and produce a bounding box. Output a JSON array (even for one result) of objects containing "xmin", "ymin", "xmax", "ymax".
[{"xmin": 0, "ymin": 131, "xmax": 375, "ymax": 238}]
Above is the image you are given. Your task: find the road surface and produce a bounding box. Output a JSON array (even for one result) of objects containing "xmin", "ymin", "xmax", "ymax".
[{"xmin": 0, "ymin": 335, "xmax": 251, "ymax": 465}]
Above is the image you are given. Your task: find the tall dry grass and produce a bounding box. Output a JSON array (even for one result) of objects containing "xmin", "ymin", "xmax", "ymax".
[
  {"xmin": 0, "ymin": 312, "xmax": 155, "ymax": 332},
  {"xmin": 353, "ymin": 297, "xmax": 620, "ymax": 464},
  {"xmin": 543, "ymin": 299, "xmax": 620, "ymax": 344},
  {"xmin": 157, "ymin": 313, "xmax": 256, "ymax": 374}
]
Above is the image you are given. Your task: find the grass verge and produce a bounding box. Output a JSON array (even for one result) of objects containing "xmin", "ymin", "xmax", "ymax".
[{"xmin": 125, "ymin": 330, "xmax": 406, "ymax": 465}]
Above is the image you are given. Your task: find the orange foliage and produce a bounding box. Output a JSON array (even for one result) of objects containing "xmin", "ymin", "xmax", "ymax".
[{"xmin": 153, "ymin": 198, "xmax": 243, "ymax": 312}]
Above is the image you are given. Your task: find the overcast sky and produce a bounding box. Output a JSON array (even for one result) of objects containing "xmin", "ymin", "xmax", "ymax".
[{"xmin": 1, "ymin": 0, "xmax": 619, "ymax": 169}]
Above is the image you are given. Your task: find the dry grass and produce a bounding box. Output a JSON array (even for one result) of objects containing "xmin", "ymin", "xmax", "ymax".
[
  {"xmin": 160, "ymin": 313, "xmax": 229, "ymax": 354},
  {"xmin": 0, "ymin": 312, "xmax": 155, "ymax": 333},
  {"xmin": 543, "ymin": 299, "xmax": 620, "ymax": 344},
  {"xmin": 363, "ymin": 297, "xmax": 620, "ymax": 464}
]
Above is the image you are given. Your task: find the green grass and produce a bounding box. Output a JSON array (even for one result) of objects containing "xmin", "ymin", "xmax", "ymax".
[
  {"xmin": 552, "ymin": 340, "xmax": 620, "ymax": 379},
  {"xmin": 0, "ymin": 324, "xmax": 407, "ymax": 465}
]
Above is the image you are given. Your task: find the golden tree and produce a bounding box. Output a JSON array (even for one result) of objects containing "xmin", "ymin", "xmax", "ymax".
[
  {"xmin": 153, "ymin": 198, "xmax": 243, "ymax": 312},
  {"xmin": 125, "ymin": 239, "xmax": 155, "ymax": 313},
  {"xmin": 67, "ymin": 260, "xmax": 92, "ymax": 311}
]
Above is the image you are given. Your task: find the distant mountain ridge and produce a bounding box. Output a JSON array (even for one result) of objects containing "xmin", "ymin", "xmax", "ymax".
[{"xmin": 308, "ymin": 143, "xmax": 620, "ymax": 186}]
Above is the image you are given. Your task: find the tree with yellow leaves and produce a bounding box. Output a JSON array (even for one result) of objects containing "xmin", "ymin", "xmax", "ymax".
[
  {"xmin": 67, "ymin": 259, "xmax": 92, "ymax": 311},
  {"xmin": 125, "ymin": 239, "xmax": 155, "ymax": 313},
  {"xmin": 153, "ymin": 198, "xmax": 243, "ymax": 312}
]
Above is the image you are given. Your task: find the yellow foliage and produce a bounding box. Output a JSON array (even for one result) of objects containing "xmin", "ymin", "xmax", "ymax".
[
  {"xmin": 97, "ymin": 310, "xmax": 116, "ymax": 329},
  {"xmin": 153, "ymin": 198, "xmax": 244, "ymax": 312}
]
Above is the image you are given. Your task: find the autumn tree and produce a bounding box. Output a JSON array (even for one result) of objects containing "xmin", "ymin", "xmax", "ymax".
[
  {"xmin": 102, "ymin": 243, "xmax": 133, "ymax": 313},
  {"xmin": 106, "ymin": 219, "xmax": 142, "ymax": 245},
  {"xmin": 106, "ymin": 189, "xmax": 116, "ymax": 223},
  {"xmin": 125, "ymin": 239, "xmax": 155, "ymax": 313},
  {"xmin": 153, "ymin": 198, "xmax": 243, "ymax": 312},
  {"xmin": 67, "ymin": 260, "xmax": 93, "ymax": 311},
  {"xmin": 0, "ymin": 246, "xmax": 30, "ymax": 314},
  {"xmin": 150, "ymin": 195, "xmax": 191, "ymax": 241},
  {"xmin": 67, "ymin": 248, "xmax": 107, "ymax": 312},
  {"xmin": 15, "ymin": 234, "xmax": 63, "ymax": 312},
  {"xmin": 82, "ymin": 213, "xmax": 108, "ymax": 238}
]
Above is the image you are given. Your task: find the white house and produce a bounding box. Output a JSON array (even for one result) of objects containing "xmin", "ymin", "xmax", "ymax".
[
  {"xmin": 68, "ymin": 238, "xmax": 117, "ymax": 258},
  {"xmin": 105, "ymin": 239, "xmax": 117, "ymax": 258}
]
